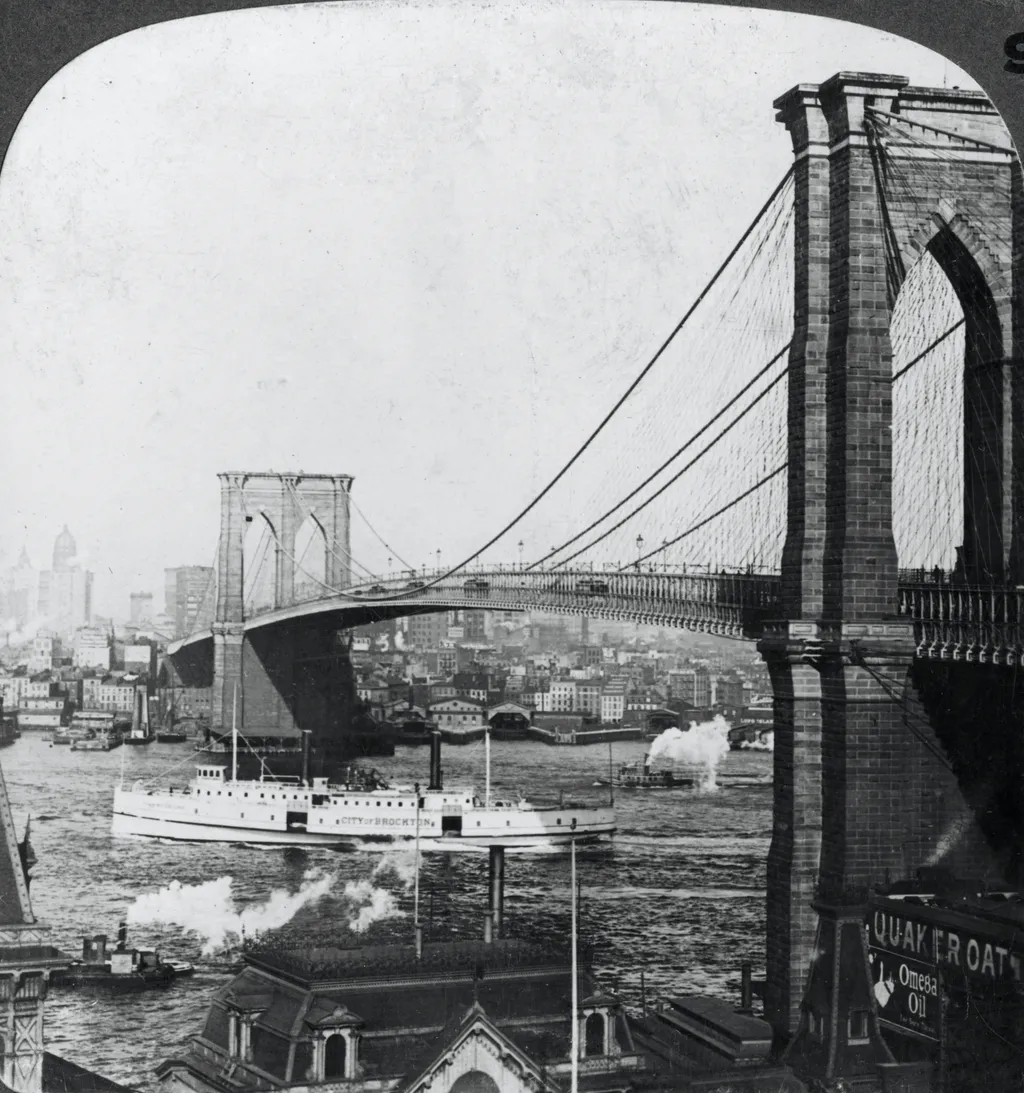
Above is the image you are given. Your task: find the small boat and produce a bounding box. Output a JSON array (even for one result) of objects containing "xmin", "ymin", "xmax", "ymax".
[
  {"xmin": 72, "ymin": 729, "xmax": 124, "ymax": 751},
  {"xmin": 156, "ymin": 730, "xmax": 188, "ymax": 744},
  {"xmin": 52, "ymin": 922, "xmax": 194, "ymax": 992},
  {"xmin": 597, "ymin": 755, "xmax": 694, "ymax": 790}
]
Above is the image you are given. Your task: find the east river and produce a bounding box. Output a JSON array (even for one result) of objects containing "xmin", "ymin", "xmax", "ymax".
[{"xmin": 2, "ymin": 734, "xmax": 772, "ymax": 1091}]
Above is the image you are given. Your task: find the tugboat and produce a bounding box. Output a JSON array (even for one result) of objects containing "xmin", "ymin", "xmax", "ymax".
[
  {"xmin": 597, "ymin": 754, "xmax": 694, "ymax": 790},
  {"xmin": 51, "ymin": 922, "xmax": 194, "ymax": 992}
]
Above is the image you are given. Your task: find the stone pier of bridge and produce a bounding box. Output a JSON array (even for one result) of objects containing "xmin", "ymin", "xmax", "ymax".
[
  {"xmin": 760, "ymin": 71, "xmax": 1024, "ymax": 1066},
  {"xmin": 212, "ymin": 472, "xmax": 355, "ymax": 746}
]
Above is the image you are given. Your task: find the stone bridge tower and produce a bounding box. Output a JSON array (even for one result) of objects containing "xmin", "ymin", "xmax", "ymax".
[
  {"xmin": 212, "ymin": 472, "xmax": 353, "ymax": 737},
  {"xmin": 759, "ymin": 72, "xmax": 1023, "ymax": 1047}
]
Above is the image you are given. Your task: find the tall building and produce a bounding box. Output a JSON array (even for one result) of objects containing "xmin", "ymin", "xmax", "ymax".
[
  {"xmin": 129, "ymin": 591, "xmax": 154, "ymax": 623},
  {"xmin": 52, "ymin": 524, "xmax": 77, "ymax": 571},
  {"xmin": 1, "ymin": 547, "xmax": 38, "ymax": 630},
  {"xmin": 37, "ymin": 528, "xmax": 93, "ymax": 638},
  {"xmin": 169, "ymin": 566, "xmax": 215, "ymax": 639},
  {"xmin": 407, "ymin": 612, "xmax": 446, "ymax": 651}
]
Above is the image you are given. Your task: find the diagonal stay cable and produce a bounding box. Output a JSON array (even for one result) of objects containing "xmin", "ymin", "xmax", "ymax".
[
  {"xmin": 348, "ymin": 493, "xmax": 417, "ymax": 573},
  {"xmin": 622, "ymin": 464, "xmax": 788, "ymax": 570},
  {"xmin": 526, "ymin": 343, "xmax": 791, "ymax": 571},
  {"xmin": 551, "ymin": 365, "xmax": 790, "ymax": 568}
]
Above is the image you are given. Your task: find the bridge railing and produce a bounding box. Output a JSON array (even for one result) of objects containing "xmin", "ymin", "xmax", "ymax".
[
  {"xmin": 897, "ymin": 581, "xmax": 1024, "ymax": 664},
  {"xmin": 246, "ymin": 565, "xmax": 785, "ymax": 637}
]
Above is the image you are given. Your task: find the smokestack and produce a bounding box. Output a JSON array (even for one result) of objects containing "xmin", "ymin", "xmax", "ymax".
[
  {"xmin": 415, "ymin": 924, "xmax": 423, "ymax": 959},
  {"xmin": 117, "ymin": 921, "xmax": 128, "ymax": 949},
  {"xmin": 428, "ymin": 731, "xmax": 443, "ymax": 791},
  {"xmin": 483, "ymin": 910, "xmax": 493, "ymax": 943},
  {"xmin": 643, "ymin": 752, "xmax": 651, "ymax": 776},
  {"xmin": 488, "ymin": 845, "xmax": 505, "ymax": 938},
  {"xmin": 301, "ymin": 730, "xmax": 312, "ymax": 786}
]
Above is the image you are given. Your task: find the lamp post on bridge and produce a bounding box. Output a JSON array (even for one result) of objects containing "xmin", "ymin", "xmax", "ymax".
[
  {"xmin": 635, "ymin": 535, "xmax": 644, "ymax": 573},
  {"xmin": 518, "ymin": 540, "xmax": 524, "ymax": 571},
  {"xmin": 435, "ymin": 549, "xmax": 441, "ymax": 576}
]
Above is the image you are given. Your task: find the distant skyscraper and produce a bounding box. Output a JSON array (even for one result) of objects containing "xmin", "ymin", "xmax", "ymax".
[
  {"xmin": 52, "ymin": 525, "xmax": 77, "ymax": 571},
  {"xmin": 169, "ymin": 567, "xmax": 215, "ymax": 638},
  {"xmin": 130, "ymin": 592, "xmax": 154, "ymax": 624},
  {"xmin": 37, "ymin": 527, "xmax": 93, "ymax": 637},
  {"xmin": 1, "ymin": 547, "xmax": 38, "ymax": 630}
]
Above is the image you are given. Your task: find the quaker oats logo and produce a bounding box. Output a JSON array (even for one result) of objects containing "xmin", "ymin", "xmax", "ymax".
[{"xmin": 869, "ymin": 952, "xmax": 895, "ymax": 1009}]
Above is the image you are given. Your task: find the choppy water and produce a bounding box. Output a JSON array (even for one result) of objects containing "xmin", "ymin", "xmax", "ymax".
[{"xmin": 2, "ymin": 734, "xmax": 771, "ymax": 1091}]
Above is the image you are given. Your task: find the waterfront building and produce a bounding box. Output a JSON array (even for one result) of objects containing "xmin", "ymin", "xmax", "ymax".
[
  {"xmin": 123, "ymin": 644, "xmax": 154, "ymax": 677},
  {"xmin": 157, "ymin": 936, "xmax": 644, "ymax": 1093},
  {"xmin": 81, "ymin": 676, "xmax": 135, "ymax": 713},
  {"xmin": 549, "ymin": 679, "xmax": 577, "ymax": 712},
  {"xmin": 26, "ymin": 635, "xmax": 55, "ymax": 675},
  {"xmin": 600, "ymin": 681, "xmax": 627, "ymax": 724},
  {"xmin": 429, "ymin": 697, "xmax": 486, "ymax": 729},
  {"xmin": 73, "ymin": 628, "xmax": 111, "ymax": 670}
]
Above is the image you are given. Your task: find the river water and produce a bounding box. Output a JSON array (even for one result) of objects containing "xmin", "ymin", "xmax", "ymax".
[{"xmin": 2, "ymin": 733, "xmax": 771, "ymax": 1091}]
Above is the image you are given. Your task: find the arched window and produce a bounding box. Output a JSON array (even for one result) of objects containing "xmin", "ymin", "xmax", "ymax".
[
  {"xmin": 585, "ymin": 1011, "xmax": 605, "ymax": 1056},
  {"xmin": 324, "ymin": 1033, "xmax": 347, "ymax": 1079},
  {"xmin": 449, "ymin": 1072, "xmax": 500, "ymax": 1093}
]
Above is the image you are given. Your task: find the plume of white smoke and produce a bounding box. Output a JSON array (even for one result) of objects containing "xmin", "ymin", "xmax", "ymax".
[
  {"xmin": 127, "ymin": 869, "xmax": 338, "ymax": 955},
  {"xmin": 648, "ymin": 716, "xmax": 732, "ymax": 789},
  {"xmin": 740, "ymin": 731, "xmax": 774, "ymax": 752},
  {"xmin": 127, "ymin": 854, "xmax": 417, "ymax": 955},
  {"xmin": 6, "ymin": 616, "xmax": 48, "ymax": 646}
]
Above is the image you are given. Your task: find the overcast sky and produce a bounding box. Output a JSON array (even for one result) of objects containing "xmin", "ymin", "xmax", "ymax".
[{"xmin": 0, "ymin": 0, "xmax": 977, "ymax": 617}]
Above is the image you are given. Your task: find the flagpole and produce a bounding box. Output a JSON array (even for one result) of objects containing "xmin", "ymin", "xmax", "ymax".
[
  {"xmin": 570, "ymin": 818, "xmax": 578, "ymax": 1093},
  {"xmin": 231, "ymin": 683, "xmax": 238, "ymax": 784}
]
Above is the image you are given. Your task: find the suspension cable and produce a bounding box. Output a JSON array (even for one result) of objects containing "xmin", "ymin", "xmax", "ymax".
[
  {"xmin": 356, "ymin": 167, "xmax": 795, "ymax": 601},
  {"xmin": 528, "ymin": 343, "xmax": 791, "ymax": 570},
  {"xmin": 622, "ymin": 464, "xmax": 787, "ymax": 569}
]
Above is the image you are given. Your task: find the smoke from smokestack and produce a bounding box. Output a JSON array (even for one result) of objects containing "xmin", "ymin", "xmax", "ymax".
[{"xmin": 647, "ymin": 716, "xmax": 732, "ymax": 789}]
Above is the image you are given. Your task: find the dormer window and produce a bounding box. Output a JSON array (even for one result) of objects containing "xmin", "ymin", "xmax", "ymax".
[{"xmin": 585, "ymin": 1012, "xmax": 606, "ymax": 1056}]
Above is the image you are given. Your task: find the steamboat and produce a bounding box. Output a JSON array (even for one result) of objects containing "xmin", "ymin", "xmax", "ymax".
[
  {"xmin": 52, "ymin": 922, "xmax": 194, "ymax": 992},
  {"xmin": 597, "ymin": 754, "xmax": 694, "ymax": 790},
  {"xmin": 111, "ymin": 722, "xmax": 615, "ymax": 851}
]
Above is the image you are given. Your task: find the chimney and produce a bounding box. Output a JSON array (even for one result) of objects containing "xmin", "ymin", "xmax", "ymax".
[
  {"xmin": 301, "ymin": 730, "xmax": 312, "ymax": 787},
  {"xmin": 428, "ymin": 731, "xmax": 443, "ymax": 791}
]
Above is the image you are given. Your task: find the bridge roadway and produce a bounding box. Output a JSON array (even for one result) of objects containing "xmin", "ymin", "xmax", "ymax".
[{"xmin": 169, "ymin": 567, "xmax": 1024, "ymax": 666}]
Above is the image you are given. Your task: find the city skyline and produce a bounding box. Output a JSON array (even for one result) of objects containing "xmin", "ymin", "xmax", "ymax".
[{"xmin": 0, "ymin": 2, "xmax": 975, "ymax": 617}]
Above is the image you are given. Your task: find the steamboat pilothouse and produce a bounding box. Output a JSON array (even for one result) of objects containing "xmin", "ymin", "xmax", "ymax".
[{"xmin": 111, "ymin": 716, "xmax": 615, "ymax": 851}]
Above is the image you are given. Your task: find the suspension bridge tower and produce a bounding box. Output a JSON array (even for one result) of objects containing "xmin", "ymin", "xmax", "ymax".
[
  {"xmin": 212, "ymin": 472, "xmax": 354, "ymax": 738},
  {"xmin": 760, "ymin": 70, "xmax": 1022, "ymax": 1067}
]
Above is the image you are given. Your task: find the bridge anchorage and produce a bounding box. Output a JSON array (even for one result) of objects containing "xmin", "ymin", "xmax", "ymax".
[{"xmin": 163, "ymin": 71, "xmax": 1024, "ymax": 1091}]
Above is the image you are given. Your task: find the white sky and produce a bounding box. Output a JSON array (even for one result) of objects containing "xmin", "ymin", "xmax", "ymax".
[{"xmin": 0, "ymin": 0, "xmax": 977, "ymax": 616}]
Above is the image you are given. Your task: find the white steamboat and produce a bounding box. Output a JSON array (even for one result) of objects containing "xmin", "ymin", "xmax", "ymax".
[{"xmin": 111, "ymin": 722, "xmax": 614, "ymax": 852}]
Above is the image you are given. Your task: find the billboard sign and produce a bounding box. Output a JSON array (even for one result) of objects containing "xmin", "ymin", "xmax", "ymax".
[{"xmin": 868, "ymin": 944, "xmax": 941, "ymax": 1041}]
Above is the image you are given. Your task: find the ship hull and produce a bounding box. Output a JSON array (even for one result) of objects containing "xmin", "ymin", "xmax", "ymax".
[{"xmin": 111, "ymin": 786, "xmax": 615, "ymax": 851}]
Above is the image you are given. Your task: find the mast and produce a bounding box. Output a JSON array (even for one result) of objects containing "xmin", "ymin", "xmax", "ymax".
[
  {"xmin": 570, "ymin": 818, "xmax": 579, "ymax": 1093},
  {"xmin": 414, "ymin": 782, "xmax": 422, "ymax": 957},
  {"xmin": 231, "ymin": 684, "xmax": 238, "ymax": 783},
  {"xmin": 608, "ymin": 741, "xmax": 614, "ymax": 807},
  {"xmin": 485, "ymin": 720, "xmax": 491, "ymax": 808}
]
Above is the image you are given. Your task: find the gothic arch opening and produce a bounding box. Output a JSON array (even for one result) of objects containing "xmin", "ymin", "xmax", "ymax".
[
  {"xmin": 242, "ymin": 515, "xmax": 276, "ymax": 615},
  {"xmin": 293, "ymin": 515, "xmax": 327, "ymax": 601},
  {"xmin": 891, "ymin": 223, "xmax": 1006, "ymax": 582}
]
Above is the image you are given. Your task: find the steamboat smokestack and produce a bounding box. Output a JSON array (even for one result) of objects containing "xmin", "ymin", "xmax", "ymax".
[
  {"xmin": 301, "ymin": 730, "xmax": 312, "ymax": 787},
  {"xmin": 643, "ymin": 752, "xmax": 651, "ymax": 777},
  {"xmin": 428, "ymin": 731, "xmax": 443, "ymax": 791}
]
